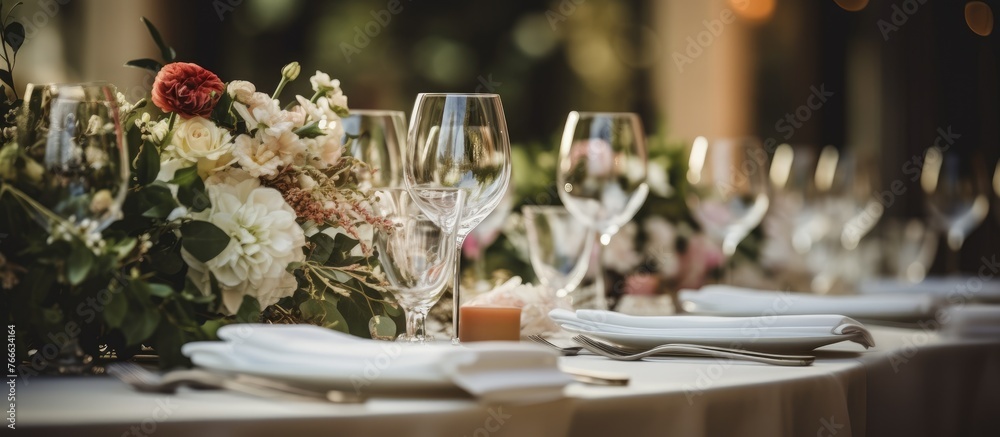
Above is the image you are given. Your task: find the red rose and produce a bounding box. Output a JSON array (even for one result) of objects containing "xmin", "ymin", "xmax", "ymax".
[{"xmin": 151, "ymin": 62, "xmax": 225, "ymax": 118}]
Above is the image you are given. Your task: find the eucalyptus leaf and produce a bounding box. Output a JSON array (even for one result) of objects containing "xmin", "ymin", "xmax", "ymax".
[
  {"xmin": 180, "ymin": 220, "xmax": 231, "ymax": 262},
  {"xmin": 368, "ymin": 315, "xmax": 396, "ymax": 339},
  {"xmin": 308, "ymin": 232, "xmax": 335, "ymax": 264},
  {"xmin": 147, "ymin": 283, "xmax": 175, "ymax": 298},
  {"xmin": 140, "ymin": 17, "xmax": 176, "ymax": 62},
  {"xmin": 299, "ymin": 299, "xmax": 325, "ymax": 322},
  {"xmin": 123, "ymin": 305, "xmax": 161, "ymax": 346},
  {"xmin": 321, "ymin": 299, "xmax": 349, "ymax": 333},
  {"xmin": 235, "ymin": 295, "xmax": 261, "ymax": 323}
]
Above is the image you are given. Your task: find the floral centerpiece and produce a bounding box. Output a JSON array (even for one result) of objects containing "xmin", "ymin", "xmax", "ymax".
[{"xmin": 0, "ymin": 17, "xmax": 397, "ymax": 370}]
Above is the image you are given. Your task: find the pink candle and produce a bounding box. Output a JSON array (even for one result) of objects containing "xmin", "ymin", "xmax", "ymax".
[{"xmin": 458, "ymin": 306, "xmax": 522, "ymax": 342}]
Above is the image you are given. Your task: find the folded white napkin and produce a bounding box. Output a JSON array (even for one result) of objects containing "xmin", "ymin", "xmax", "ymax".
[
  {"xmin": 859, "ymin": 276, "xmax": 1000, "ymax": 303},
  {"xmin": 940, "ymin": 305, "xmax": 1000, "ymax": 340},
  {"xmin": 181, "ymin": 324, "xmax": 571, "ymax": 404},
  {"xmin": 679, "ymin": 285, "xmax": 940, "ymax": 321},
  {"xmin": 549, "ymin": 309, "xmax": 874, "ymax": 348}
]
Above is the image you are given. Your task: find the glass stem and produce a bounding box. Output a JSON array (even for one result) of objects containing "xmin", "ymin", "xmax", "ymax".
[
  {"xmin": 593, "ymin": 234, "xmax": 608, "ymax": 311},
  {"xmin": 406, "ymin": 308, "xmax": 427, "ymax": 342},
  {"xmin": 451, "ymin": 241, "xmax": 464, "ymax": 344}
]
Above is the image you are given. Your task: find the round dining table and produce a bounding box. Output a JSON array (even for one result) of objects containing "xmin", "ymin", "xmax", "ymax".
[{"xmin": 16, "ymin": 325, "xmax": 1000, "ymax": 437}]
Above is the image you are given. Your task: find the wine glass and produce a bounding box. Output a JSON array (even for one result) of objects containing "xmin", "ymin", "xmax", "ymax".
[
  {"xmin": 920, "ymin": 147, "xmax": 989, "ymax": 273},
  {"xmin": 372, "ymin": 188, "xmax": 462, "ymax": 343},
  {"xmin": 403, "ymin": 93, "xmax": 511, "ymax": 342},
  {"xmin": 523, "ymin": 206, "xmax": 594, "ymax": 301},
  {"xmin": 556, "ymin": 111, "xmax": 648, "ymax": 310},
  {"xmin": 685, "ymin": 136, "xmax": 769, "ymax": 283},
  {"xmin": 17, "ymin": 82, "xmax": 129, "ymax": 233},
  {"xmin": 342, "ymin": 110, "xmax": 406, "ymax": 188}
]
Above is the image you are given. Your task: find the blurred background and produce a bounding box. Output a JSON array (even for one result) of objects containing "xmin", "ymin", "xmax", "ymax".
[{"xmin": 16, "ymin": 0, "xmax": 1000, "ymax": 293}]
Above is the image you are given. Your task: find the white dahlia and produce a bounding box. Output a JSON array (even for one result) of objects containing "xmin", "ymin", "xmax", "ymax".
[{"xmin": 182, "ymin": 171, "xmax": 306, "ymax": 315}]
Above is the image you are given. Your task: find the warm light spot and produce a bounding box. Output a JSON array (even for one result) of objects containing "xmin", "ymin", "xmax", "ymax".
[
  {"xmin": 833, "ymin": 0, "xmax": 869, "ymax": 12},
  {"xmin": 730, "ymin": 0, "xmax": 776, "ymax": 22},
  {"xmin": 814, "ymin": 146, "xmax": 839, "ymax": 192},
  {"xmin": 966, "ymin": 1, "xmax": 994, "ymax": 36},
  {"xmin": 687, "ymin": 136, "xmax": 709, "ymax": 185},
  {"xmin": 769, "ymin": 143, "xmax": 793, "ymax": 189}
]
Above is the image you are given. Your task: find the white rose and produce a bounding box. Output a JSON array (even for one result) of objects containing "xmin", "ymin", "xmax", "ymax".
[
  {"xmin": 227, "ymin": 80, "xmax": 256, "ymax": 104},
  {"xmin": 168, "ymin": 117, "xmax": 234, "ymax": 176}
]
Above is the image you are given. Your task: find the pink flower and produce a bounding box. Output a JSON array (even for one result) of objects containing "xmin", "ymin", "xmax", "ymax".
[
  {"xmin": 676, "ymin": 234, "xmax": 724, "ymax": 289},
  {"xmin": 623, "ymin": 274, "xmax": 661, "ymax": 296},
  {"xmin": 152, "ymin": 62, "xmax": 225, "ymax": 118}
]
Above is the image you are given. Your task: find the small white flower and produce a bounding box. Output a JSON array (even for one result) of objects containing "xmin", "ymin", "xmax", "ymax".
[
  {"xmin": 227, "ymin": 80, "xmax": 256, "ymax": 104},
  {"xmin": 298, "ymin": 174, "xmax": 317, "ymax": 190},
  {"xmin": 232, "ymin": 126, "xmax": 305, "ymax": 178},
  {"xmin": 309, "ymin": 71, "xmax": 339, "ymax": 94}
]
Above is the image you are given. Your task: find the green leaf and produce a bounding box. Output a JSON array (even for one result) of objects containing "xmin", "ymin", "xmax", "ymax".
[
  {"xmin": 327, "ymin": 232, "xmax": 359, "ymax": 265},
  {"xmin": 148, "ymin": 247, "xmax": 184, "ymax": 275},
  {"xmin": 235, "ymin": 295, "xmax": 261, "ymax": 323},
  {"xmin": 299, "ymin": 299, "xmax": 325, "ymax": 322},
  {"xmin": 138, "ymin": 184, "xmax": 178, "ymax": 219},
  {"xmin": 140, "ymin": 17, "xmax": 176, "ymax": 62},
  {"xmin": 123, "ymin": 305, "xmax": 161, "ymax": 346},
  {"xmin": 293, "ymin": 121, "xmax": 325, "ymax": 139},
  {"xmin": 104, "ymin": 290, "xmax": 128, "ymax": 328},
  {"xmin": 3, "ymin": 21, "xmax": 24, "ymax": 53},
  {"xmin": 172, "ymin": 166, "xmax": 209, "ymax": 212},
  {"xmin": 135, "ymin": 139, "xmax": 160, "ymax": 185},
  {"xmin": 180, "ymin": 220, "xmax": 231, "ymax": 262},
  {"xmin": 124, "ymin": 58, "xmax": 163, "ymax": 73},
  {"xmin": 67, "ymin": 243, "xmax": 94, "ymax": 286},
  {"xmin": 368, "ymin": 315, "xmax": 396, "ymax": 339},
  {"xmin": 308, "ymin": 232, "xmax": 335, "ymax": 264},
  {"xmin": 148, "ymin": 283, "xmax": 175, "ymax": 298},
  {"xmin": 0, "ymin": 69, "xmax": 12, "ymax": 89},
  {"xmin": 322, "ymin": 299, "xmax": 349, "ymax": 333}
]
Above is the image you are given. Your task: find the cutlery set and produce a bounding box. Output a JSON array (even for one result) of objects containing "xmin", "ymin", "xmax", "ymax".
[{"xmin": 527, "ymin": 335, "xmax": 816, "ymax": 366}]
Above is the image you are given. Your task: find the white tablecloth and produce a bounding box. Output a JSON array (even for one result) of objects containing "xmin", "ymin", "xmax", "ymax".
[{"xmin": 17, "ymin": 327, "xmax": 1000, "ymax": 437}]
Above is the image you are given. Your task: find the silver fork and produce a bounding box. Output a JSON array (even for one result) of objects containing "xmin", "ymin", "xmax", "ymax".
[
  {"xmin": 107, "ymin": 362, "xmax": 366, "ymax": 403},
  {"xmin": 526, "ymin": 335, "xmax": 585, "ymax": 356},
  {"xmin": 572, "ymin": 336, "xmax": 815, "ymax": 366}
]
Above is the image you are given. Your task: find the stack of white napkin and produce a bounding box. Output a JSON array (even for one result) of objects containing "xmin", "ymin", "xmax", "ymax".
[
  {"xmin": 549, "ymin": 309, "xmax": 875, "ymax": 349},
  {"xmin": 182, "ymin": 324, "xmax": 572, "ymax": 404},
  {"xmin": 679, "ymin": 285, "xmax": 940, "ymax": 321}
]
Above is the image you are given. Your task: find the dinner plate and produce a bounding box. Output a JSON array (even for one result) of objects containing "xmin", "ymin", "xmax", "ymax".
[{"xmin": 554, "ymin": 322, "xmax": 867, "ymax": 353}]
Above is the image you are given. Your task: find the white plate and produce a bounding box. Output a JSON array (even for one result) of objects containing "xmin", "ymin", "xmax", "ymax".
[{"xmin": 556, "ymin": 323, "xmax": 864, "ymax": 353}]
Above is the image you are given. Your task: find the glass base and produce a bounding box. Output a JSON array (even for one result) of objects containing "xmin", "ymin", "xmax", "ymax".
[{"xmin": 396, "ymin": 333, "xmax": 436, "ymax": 343}]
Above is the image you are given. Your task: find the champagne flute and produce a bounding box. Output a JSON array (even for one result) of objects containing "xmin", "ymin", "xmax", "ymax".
[
  {"xmin": 685, "ymin": 136, "xmax": 770, "ymax": 283},
  {"xmin": 556, "ymin": 111, "xmax": 648, "ymax": 310},
  {"xmin": 403, "ymin": 93, "xmax": 511, "ymax": 342},
  {"xmin": 342, "ymin": 110, "xmax": 406, "ymax": 188},
  {"xmin": 373, "ymin": 188, "xmax": 461, "ymax": 343},
  {"xmin": 17, "ymin": 82, "xmax": 129, "ymax": 233},
  {"xmin": 920, "ymin": 147, "xmax": 989, "ymax": 274}
]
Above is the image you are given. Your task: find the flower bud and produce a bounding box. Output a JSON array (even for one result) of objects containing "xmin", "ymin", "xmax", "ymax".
[{"xmin": 281, "ymin": 62, "xmax": 301, "ymax": 81}]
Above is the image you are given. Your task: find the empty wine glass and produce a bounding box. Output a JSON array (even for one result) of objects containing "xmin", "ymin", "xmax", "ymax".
[
  {"xmin": 342, "ymin": 110, "xmax": 406, "ymax": 188},
  {"xmin": 16, "ymin": 82, "xmax": 129, "ymax": 233},
  {"xmin": 403, "ymin": 93, "xmax": 511, "ymax": 342},
  {"xmin": 685, "ymin": 136, "xmax": 769, "ymax": 282},
  {"xmin": 556, "ymin": 111, "xmax": 648, "ymax": 310},
  {"xmin": 523, "ymin": 206, "xmax": 594, "ymax": 301},
  {"xmin": 921, "ymin": 147, "xmax": 989, "ymax": 273},
  {"xmin": 372, "ymin": 188, "xmax": 462, "ymax": 343}
]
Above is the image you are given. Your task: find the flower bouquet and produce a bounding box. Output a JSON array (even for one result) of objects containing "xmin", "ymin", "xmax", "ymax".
[{"xmin": 0, "ymin": 17, "xmax": 398, "ymax": 371}]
